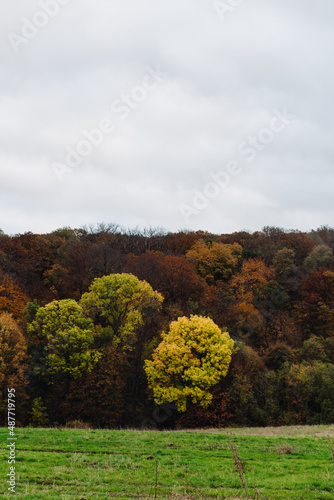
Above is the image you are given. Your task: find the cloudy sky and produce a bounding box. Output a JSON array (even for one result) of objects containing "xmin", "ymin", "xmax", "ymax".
[{"xmin": 1, "ymin": 0, "xmax": 333, "ymax": 235}]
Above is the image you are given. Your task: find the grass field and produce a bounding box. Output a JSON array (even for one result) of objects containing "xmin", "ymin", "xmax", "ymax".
[{"xmin": 1, "ymin": 425, "xmax": 334, "ymax": 499}]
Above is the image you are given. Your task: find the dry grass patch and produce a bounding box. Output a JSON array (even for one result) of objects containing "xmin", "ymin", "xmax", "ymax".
[{"xmin": 276, "ymin": 443, "xmax": 296, "ymax": 455}]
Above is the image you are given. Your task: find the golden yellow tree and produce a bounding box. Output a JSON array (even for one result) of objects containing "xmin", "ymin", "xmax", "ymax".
[
  {"xmin": 144, "ymin": 315, "xmax": 234, "ymax": 412},
  {"xmin": 186, "ymin": 240, "xmax": 242, "ymax": 284}
]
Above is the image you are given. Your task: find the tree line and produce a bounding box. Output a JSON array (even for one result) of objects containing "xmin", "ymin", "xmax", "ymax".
[{"xmin": 1, "ymin": 223, "xmax": 334, "ymax": 428}]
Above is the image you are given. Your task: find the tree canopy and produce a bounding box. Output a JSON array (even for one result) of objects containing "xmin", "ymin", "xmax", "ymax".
[
  {"xmin": 145, "ymin": 315, "xmax": 234, "ymax": 412},
  {"xmin": 186, "ymin": 240, "xmax": 242, "ymax": 284},
  {"xmin": 80, "ymin": 273, "xmax": 163, "ymax": 348},
  {"xmin": 28, "ymin": 299, "xmax": 100, "ymax": 380}
]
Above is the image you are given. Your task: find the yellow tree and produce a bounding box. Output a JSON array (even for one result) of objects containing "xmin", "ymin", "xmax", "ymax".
[
  {"xmin": 28, "ymin": 299, "xmax": 101, "ymax": 381},
  {"xmin": 81, "ymin": 273, "xmax": 164, "ymax": 349},
  {"xmin": 144, "ymin": 315, "xmax": 234, "ymax": 412}
]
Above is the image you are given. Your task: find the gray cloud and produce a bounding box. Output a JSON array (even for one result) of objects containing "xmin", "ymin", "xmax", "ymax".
[{"xmin": 1, "ymin": 0, "xmax": 333, "ymax": 235}]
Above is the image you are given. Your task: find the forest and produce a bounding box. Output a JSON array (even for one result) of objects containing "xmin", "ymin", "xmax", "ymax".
[{"xmin": 1, "ymin": 223, "xmax": 334, "ymax": 429}]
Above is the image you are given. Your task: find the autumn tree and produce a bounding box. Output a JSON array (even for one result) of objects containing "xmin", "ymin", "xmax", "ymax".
[
  {"xmin": 229, "ymin": 301, "xmax": 263, "ymax": 341},
  {"xmin": 80, "ymin": 273, "xmax": 163, "ymax": 349},
  {"xmin": 273, "ymin": 248, "xmax": 296, "ymax": 276},
  {"xmin": 230, "ymin": 258, "xmax": 276, "ymax": 302},
  {"xmin": 282, "ymin": 231, "xmax": 316, "ymax": 265},
  {"xmin": 228, "ymin": 259, "xmax": 276, "ymax": 344},
  {"xmin": 28, "ymin": 299, "xmax": 100, "ymax": 381},
  {"xmin": 165, "ymin": 231, "xmax": 203, "ymax": 255},
  {"xmin": 186, "ymin": 240, "xmax": 243, "ymax": 285},
  {"xmin": 43, "ymin": 264, "xmax": 71, "ymax": 299},
  {"xmin": 0, "ymin": 232, "xmax": 65, "ymax": 299},
  {"xmin": 263, "ymin": 310, "xmax": 302, "ymax": 348},
  {"xmin": 0, "ymin": 313, "xmax": 29, "ymax": 425},
  {"xmin": 56, "ymin": 238, "xmax": 93, "ymax": 298},
  {"xmin": 297, "ymin": 269, "xmax": 334, "ymax": 338},
  {"xmin": 0, "ymin": 273, "xmax": 29, "ymax": 319},
  {"xmin": 125, "ymin": 252, "xmax": 167, "ymax": 297},
  {"xmin": 145, "ymin": 315, "xmax": 234, "ymax": 412},
  {"xmin": 126, "ymin": 251, "xmax": 206, "ymax": 308}
]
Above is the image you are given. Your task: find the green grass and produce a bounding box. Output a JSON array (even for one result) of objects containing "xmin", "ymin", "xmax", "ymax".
[{"xmin": 1, "ymin": 426, "xmax": 334, "ymax": 499}]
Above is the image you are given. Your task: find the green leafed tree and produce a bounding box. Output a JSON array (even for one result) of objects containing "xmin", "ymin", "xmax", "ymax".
[
  {"xmin": 28, "ymin": 299, "xmax": 100, "ymax": 381},
  {"xmin": 80, "ymin": 273, "xmax": 164, "ymax": 349},
  {"xmin": 144, "ymin": 315, "xmax": 234, "ymax": 412}
]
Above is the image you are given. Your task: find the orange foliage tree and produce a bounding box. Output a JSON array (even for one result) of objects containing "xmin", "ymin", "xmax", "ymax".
[
  {"xmin": 0, "ymin": 313, "xmax": 29, "ymax": 425},
  {"xmin": 230, "ymin": 258, "xmax": 276, "ymax": 302},
  {"xmin": 228, "ymin": 259, "xmax": 276, "ymax": 344},
  {"xmin": 0, "ymin": 272, "xmax": 29, "ymax": 319}
]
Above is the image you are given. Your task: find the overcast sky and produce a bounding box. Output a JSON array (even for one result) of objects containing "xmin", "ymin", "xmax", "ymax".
[{"xmin": 1, "ymin": 0, "xmax": 333, "ymax": 235}]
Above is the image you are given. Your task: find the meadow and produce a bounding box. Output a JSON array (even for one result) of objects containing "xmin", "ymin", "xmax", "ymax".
[{"xmin": 1, "ymin": 426, "xmax": 334, "ymax": 499}]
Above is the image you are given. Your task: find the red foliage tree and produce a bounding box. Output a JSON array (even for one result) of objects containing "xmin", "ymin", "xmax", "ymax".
[{"xmin": 126, "ymin": 251, "xmax": 206, "ymax": 307}]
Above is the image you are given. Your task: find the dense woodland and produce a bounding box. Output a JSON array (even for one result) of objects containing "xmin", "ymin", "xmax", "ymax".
[{"xmin": 1, "ymin": 223, "xmax": 334, "ymax": 429}]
